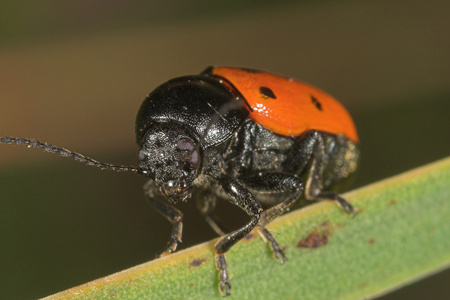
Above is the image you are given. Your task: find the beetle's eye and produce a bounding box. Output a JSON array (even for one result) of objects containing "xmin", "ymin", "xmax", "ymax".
[
  {"xmin": 138, "ymin": 150, "xmax": 146, "ymax": 161},
  {"xmin": 186, "ymin": 149, "xmax": 200, "ymax": 169},
  {"xmin": 177, "ymin": 137, "xmax": 200, "ymax": 169}
]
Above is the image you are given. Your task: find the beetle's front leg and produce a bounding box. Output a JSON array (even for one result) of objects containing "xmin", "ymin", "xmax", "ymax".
[
  {"xmin": 213, "ymin": 174, "xmax": 262, "ymax": 297},
  {"xmin": 143, "ymin": 180, "xmax": 183, "ymax": 257}
]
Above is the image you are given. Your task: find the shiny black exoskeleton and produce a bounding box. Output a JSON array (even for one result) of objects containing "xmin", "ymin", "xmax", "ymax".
[{"xmin": 0, "ymin": 67, "xmax": 359, "ymax": 297}]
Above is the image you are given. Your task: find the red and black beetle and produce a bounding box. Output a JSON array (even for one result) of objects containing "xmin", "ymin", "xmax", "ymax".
[{"xmin": 1, "ymin": 66, "xmax": 359, "ymax": 296}]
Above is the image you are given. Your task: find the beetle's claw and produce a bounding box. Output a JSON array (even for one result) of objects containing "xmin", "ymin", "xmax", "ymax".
[
  {"xmin": 270, "ymin": 241, "xmax": 287, "ymax": 264},
  {"xmin": 219, "ymin": 281, "xmax": 231, "ymax": 297},
  {"xmin": 155, "ymin": 239, "xmax": 180, "ymax": 258},
  {"xmin": 343, "ymin": 202, "xmax": 357, "ymax": 217},
  {"xmin": 155, "ymin": 249, "xmax": 171, "ymax": 258}
]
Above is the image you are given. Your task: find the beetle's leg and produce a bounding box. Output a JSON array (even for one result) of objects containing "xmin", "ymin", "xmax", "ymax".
[
  {"xmin": 213, "ymin": 174, "xmax": 262, "ymax": 297},
  {"xmin": 282, "ymin": 131, "xmax": 319, "ymax": 174},
  {"xmin": 240, "ymin": 172, "xmax": 304, "ymax": 263},
  {"xmin": 196, "ymin": 190, "xmax": 228, "ymax": 236},
  {"xmin": 143, "ymin": 181, "xmax": 183, "ymax": 257},
  {"xmin": 304, "ymin": 135, "xmax": 356, "ymax": 216},
  {"xmin": 317, "ymin": 191, "xmax": 355, "ymax": 215}
]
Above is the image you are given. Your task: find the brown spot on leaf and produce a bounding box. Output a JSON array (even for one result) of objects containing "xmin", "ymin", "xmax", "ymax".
[
  {"xmin": 244, "ymin": 233, "xmax": 256, "ymax": 241},
  {"xmin": 298, "ymin": 221, "xmax": 332, "ymax": 248},
  {"xmin": 190, "ymin": 258, "xmax": 207, "ymax": 268},
  {"xmin": 321, "ymin": 221, "xmax": 330, "ymax": 227},
  {"xmin": 389, "ymin": 199, "xmax": 398, "ymax": 206},
  {"xmin": 298, "ymin": 229, "xmax": 331, "ymax": 248},
  {"xmin": 368, "ymin": 238, "xmax": 376, "ymax": 245}
]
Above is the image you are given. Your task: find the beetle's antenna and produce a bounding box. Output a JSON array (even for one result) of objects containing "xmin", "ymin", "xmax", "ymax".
[{"xmin": 0, "ymin": 137, "xmax": 149, "ymax": 175}]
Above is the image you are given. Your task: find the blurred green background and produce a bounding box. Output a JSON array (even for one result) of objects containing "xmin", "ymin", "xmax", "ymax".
[{"xmin": 1, "ymin": 1, "xmax": 449, "ymax": 299}]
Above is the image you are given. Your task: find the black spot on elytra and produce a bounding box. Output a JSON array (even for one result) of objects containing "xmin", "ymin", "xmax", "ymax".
[
  {"xmin": 311, "ymin": 95, "xmax": 323, "ymax": 111},
  {"xmin": 240, "ymin": 67, "xmax": 262, "ymax": 73},
  {"xmin": 259, "ymin": 86, "xmax": 277, "ymax": 99}
]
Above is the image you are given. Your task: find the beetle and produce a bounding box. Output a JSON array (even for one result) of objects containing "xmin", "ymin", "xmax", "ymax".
[{"xmin": 1, "ymin": 66, "xmax": 359, "ymax": 296}]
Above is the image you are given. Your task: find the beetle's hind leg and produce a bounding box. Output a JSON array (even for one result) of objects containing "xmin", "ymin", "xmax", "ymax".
[
  {"xmin": 316, "ymin": 191, "xmax": 355, "ymax": 215},
  {"xmin": 304, "ymin": 133, "xmax": 356, "ymax": 216}
]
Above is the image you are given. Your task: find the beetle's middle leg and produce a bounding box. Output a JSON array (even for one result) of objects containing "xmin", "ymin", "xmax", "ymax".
[
  {"xmin": 196, "ymin": 189, "xmax": 230, "ymax": 236},
  {"xmin": 240, "ymin": 172, "xmax": 304, "ymax": 263},
  {"xmin": 212, "ymin": 174, "xmax": 262, "ymax": 296}
]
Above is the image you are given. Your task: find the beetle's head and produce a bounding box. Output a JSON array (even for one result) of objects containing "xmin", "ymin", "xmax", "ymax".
[{"xmin": 138, "ymin": 123, "xmax": 201, "ymax": 204}]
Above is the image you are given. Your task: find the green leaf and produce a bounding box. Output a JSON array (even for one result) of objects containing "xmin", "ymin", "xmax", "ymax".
[{"xmin": 43, "ymin": 157, "xmax": 450, "ymax": 300}]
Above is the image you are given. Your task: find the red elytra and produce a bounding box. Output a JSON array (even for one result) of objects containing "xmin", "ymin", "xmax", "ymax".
[{"xmin": 208, "ymin": 66, "xmax": 358, "ymax": 143}]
